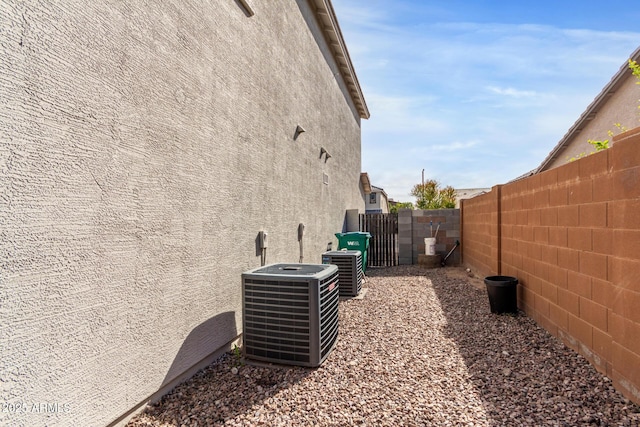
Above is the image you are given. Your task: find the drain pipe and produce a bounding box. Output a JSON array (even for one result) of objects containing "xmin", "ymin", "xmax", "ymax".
[
  {"xmin": 298, "ymin": 223, "xmax": 305, "ymax": 263},
  {"xmin": 259, "ymin": 231, "xmax": 268, "ymax": 266}
]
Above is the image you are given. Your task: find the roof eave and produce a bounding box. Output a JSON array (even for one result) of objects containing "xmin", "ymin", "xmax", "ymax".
[
  {"xmin": 310, "ymin": 0, "xmax": 370, "ymax": 119},
  {"xmin": 360, "ymin": 172, "xmax": 372, "ymax": 193},
  {"xmin": 535, "ymin": 45, "xmax": 640, "ymax": 173}
]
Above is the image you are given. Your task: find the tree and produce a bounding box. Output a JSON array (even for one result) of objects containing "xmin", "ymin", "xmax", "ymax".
[
  {"xmin": 439, "ymin": 185, "xmax": 457, "ymax": 208},
  {"xmin": 411, "ymin": 179, "xmax": 456, "ymax": 209},
  {"xmin": 389, "ymin": 201, "xmax": 414, "ymax": 214}
]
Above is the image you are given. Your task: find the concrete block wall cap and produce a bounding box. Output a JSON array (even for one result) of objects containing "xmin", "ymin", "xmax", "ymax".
[{"xmin": 612, "ymin": 125, "xmax": 640, "ymax": 143}]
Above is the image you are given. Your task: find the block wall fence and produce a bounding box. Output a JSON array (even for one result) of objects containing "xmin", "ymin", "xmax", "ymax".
[
  {"xmin": 461, "ymin": 127, "xmax": 640, "ymax": 404},
  {"xmin": 398, "ymin": 208, "xmax": 461, "ymax": 266}
]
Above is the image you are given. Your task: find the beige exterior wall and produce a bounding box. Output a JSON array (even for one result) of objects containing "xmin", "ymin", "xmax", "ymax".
[
  {"xmin": 0, "ymin": 1, "xmax": 365, "ymax": 426},
  {"xmin": 454, "ymin": 187, "xmax": 490, "ymax": 208},
  {"xmin": 365, "ymin": 189, "xmax": 389, "ymax": 213},
  {"xmin": 545, "ymin": 75, "xmax": 640, "ymax": 169}
]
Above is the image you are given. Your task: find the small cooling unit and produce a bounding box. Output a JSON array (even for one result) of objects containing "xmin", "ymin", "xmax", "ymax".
[
  {"xmin": 322, "ymin": 250, "xmax": 363, "ymax": 297},
  {"xmin": 242, "ymin": 263, "xmax": 339, "ymax": 367}
]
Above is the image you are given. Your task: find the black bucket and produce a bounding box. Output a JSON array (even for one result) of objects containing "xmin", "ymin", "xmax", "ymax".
[{"xmin": 484, "ymin": 276, "xmax": 518, "ymax": 314}]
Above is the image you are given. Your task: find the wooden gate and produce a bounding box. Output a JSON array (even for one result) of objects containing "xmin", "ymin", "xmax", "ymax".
[{"xmin": 359, "ymin": 213, "xmax": 398, "ymax": 267}]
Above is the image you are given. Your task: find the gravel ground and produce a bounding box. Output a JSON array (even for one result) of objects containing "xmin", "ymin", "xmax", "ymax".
[{"xmin": 128, "ymin": 265, "xmax": 640, "ymax": 426}]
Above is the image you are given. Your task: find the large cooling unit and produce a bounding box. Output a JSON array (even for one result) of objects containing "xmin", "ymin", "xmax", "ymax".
[
  {"xmin": 242, "ymin": 263, "xmax": 340, "ymax": 367},
  {"xmin": 322, "ymin": 250, "xmax": 363, "ymax": 297}
]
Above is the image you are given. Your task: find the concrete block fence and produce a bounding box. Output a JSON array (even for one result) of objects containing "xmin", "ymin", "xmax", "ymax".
[
  {"xmin": 461, "ymin": 127, "xmax": 640, "ymax": 405},
  {"xmin": 398, "ymin": 208, "xmax": 461, "ymax": 266}
]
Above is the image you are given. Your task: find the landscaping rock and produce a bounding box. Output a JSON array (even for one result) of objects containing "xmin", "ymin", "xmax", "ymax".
[{"xmin": 127, "ymin": 266, "xmax": 640, "ymax": 426}]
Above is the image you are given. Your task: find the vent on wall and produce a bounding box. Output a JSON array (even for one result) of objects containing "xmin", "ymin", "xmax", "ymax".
[
  {"xmin": 242, "ymin": 263, "xmax": 339, "ymax": 367},
  {"xmin": 323, "ymin": 173, "xmax": 329, "ymax": 185},
  {"xmin": 322, "ymin": 250, "xmax": 363, "ymax": 297}
]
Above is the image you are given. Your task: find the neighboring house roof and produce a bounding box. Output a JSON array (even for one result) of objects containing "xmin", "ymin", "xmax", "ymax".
[
  {"xmin": 360, "ymin": 175, "xmax": 390, "ymax": 200},
  {"xmin": 367, "ymin": 184, "xmax": 389, "ymax": 213},
  {"xmin": 455, "ymin": 188, "xmax": 489, "ymax": 198},
  {"xmin": 371, "ymin": 185, "xmax": 388, "ymax": 199},
  {"xmin": 535, "ymin": 45, "xmax": 640, "ymax": 173},
  {"xmin": 310, "ymin": 0, "xmax": 370, "ymax": 119},
  {"xmin": 454, "ymin": 187, "xmax": 490, "ymax": 208},
  {"xmin": 509, "ymin": 170, "xmax": 535, "ymax": 183},
  {"xmin": 360, "ymin": 172, "xmax": 372, "ymax": 193}
]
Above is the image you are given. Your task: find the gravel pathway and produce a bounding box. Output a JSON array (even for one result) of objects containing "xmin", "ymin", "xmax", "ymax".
[{"xmin": 128, "ymin": 266, "xmax": 640, "ymax": 426}]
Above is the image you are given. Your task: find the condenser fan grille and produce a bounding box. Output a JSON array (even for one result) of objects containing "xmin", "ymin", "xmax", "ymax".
[
  {"xmin": 242, "ymin": 264, "xmax": 340, "ymax": 367},
  {"xmin": 319, "ymin": 272, "xmax": 339, "ymax": 358},
  {"xmin": 244, "ymin": 279, "xmax": 312, "ymax": 363},
  {"xmin": 322, "ymin": 251, "xmax": 363, "ymax": 297}
]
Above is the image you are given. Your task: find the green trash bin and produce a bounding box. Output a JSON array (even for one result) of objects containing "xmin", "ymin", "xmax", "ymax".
[{"xmin": 335, "ymin": 232, "xmax": 371, "ymax": 272}]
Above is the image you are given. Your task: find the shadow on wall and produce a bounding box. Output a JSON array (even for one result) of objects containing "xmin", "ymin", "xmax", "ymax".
[
  {"xmin": 127, "ymin": 310, "xmax": 313, "ymax": 426},
  {"xmin": 161, "ymin": 311, "xmax": 239, "ymax": 389}
]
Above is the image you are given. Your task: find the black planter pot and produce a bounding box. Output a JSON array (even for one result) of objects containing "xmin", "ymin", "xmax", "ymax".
[{"xmin": 484, "ymin": 276, "xmax": 518, "ymax": 314}]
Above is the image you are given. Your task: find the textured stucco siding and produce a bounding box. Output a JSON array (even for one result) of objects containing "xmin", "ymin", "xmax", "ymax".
[
  {"xmin": 0, "ymin": 1, "xmax": 364, "ymax": 426},
  {"xmin": 546, "ymin": 75, "xmax": 640, "ymax": 169}
]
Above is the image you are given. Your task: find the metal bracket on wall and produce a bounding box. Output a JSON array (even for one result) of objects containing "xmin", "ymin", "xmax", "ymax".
[
  {"xmin": 294, "ymin": 125, "xmax": 306, "ymax": 140},
  {"xmin": 235, "ymin": 0, "xmax": 254, "ymax": 17}
]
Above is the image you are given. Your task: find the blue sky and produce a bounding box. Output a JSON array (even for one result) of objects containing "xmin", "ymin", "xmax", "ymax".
[{"xmin": 331, "ymin": 0, "xmax": 640, "ymax": 203}]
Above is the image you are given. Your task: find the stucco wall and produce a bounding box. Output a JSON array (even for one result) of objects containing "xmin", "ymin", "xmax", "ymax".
[
  {"xmin": 365, "ymin": 191, "xmax": 388, "ymax": 213},
  {"xmin": 545, "ymin": 74, "xmax": 640, "ymax": 169},
  {"xmin": 0, "ymin": 1, "xmax": 365, "ymax": 426}
]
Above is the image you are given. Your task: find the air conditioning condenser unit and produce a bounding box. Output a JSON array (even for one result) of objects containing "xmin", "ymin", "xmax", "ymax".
[
  {"xmin": 322, "ymin": 250, "xmax": 363, "ymax": 297},
  {"xmin": 242, "ymin": 263, "xmax": 339, "ymax": 367}
]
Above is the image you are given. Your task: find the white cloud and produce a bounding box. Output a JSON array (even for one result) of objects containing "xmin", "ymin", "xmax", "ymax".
[
  {"xmin": 363, "ymin": 92, "xmax": 449, "ymax": 134},
  {"xmin": 409, "ymin": 140, "xmax": 480, "ymax": 154},
  {"xmin": 486, "ymin": 86, "xmax": 538, "ymax": 98},
  {"xmin": 333, "ymin": 0, "xmax": 640, "ymax": 201}
]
